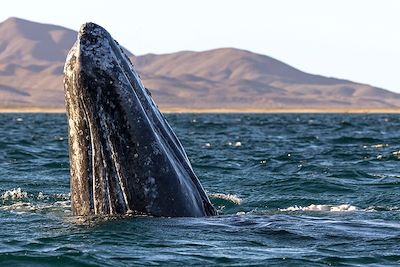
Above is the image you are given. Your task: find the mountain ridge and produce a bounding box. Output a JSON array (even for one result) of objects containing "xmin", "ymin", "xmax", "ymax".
[{"xmin": 1, "ymin": 17, "xmax": 399, "ymax": 110}]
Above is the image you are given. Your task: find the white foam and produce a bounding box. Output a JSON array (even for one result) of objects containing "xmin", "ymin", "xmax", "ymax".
[
  {"xmin": 208, "ymin": 193, "xmax": 242, "ymax": 205},
  {"xmin": 234, "ymin": 141, "xmax": 242, "ymax": 147},
  {"xmin": 392, "ymin": 151, "xmax": 400, "ymax": 156},
  {"xmin": 279, "ymin": 204, "xmax": 358, "ymax": 212},
  {"xmin": 371, "ymin": 144, "xmax": 388, "ymax": 148},
  {"xmin": 54, "ymin": 192, "xmax": 71, "ymax": 200},
  {"xmin": 37, "ymin": 192, "xmax": 45, "ymax": 200},
  {"xmin": 365, "ymin": 205, "xmax": 400, "ymax": 212},
  {"xmin": 0, "ymin": 201, "xmax": 71, "ymax": 213},
  {"xmin": 1, "ymin": 189, "xmax": 70, "ymax": 201},
  {"xmin": 1, "ymin": 188, "xmax": 71, "ymax": 214},
  {"xmin": 1, "ymin": 188, "xmax": 28, "ymax": 200}
]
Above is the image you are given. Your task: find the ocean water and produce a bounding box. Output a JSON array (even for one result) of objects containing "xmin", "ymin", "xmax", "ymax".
[{"xmin": 0, "ymin": 113, "xmax": 399, "ymax": 266}]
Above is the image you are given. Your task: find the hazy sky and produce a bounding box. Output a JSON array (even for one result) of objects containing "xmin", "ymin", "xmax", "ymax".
[{"xmin": 1, "ymin": 0, "xmax": 399, "ymax": 92}]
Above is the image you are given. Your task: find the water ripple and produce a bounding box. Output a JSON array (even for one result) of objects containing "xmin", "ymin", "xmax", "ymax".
[{"xmin": 0, "ymin": 113, "xmax": 400, "ymax": 265}]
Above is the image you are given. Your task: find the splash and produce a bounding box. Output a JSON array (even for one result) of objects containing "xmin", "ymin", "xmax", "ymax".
[{"xmin": 208, "ymin": 193, "xmax": 242, "ymax": 205}]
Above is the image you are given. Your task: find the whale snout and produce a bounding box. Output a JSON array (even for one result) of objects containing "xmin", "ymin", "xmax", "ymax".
[{"xmin": 64, "ymin": 23, "xmax": 217, "ymax": 217}]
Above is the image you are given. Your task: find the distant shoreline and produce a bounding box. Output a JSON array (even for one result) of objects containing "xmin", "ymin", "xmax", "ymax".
[
  {"xmin": 0, "ymin": 107, "xmax": 66, "ymax": 113},
  {"xmin": 160, "ymin": 107, "xmax": 400, "ymax": 114},
  {"xmin": 2, "ymin": 107, "xmax": 400, "ymax": 114}
]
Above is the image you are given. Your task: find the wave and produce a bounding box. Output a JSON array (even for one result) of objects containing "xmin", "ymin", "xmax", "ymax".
[
  {"xmin": 1, "ymin": 188, "xmax": 70, "ymax": 201},
  {"xmin": 364, "ymin": 206, "xmax": 400, "ymax": 212},
  {"xmin": 208, "ymin": 193, "xmax": 242, "ymax": 205},
  {"xmin": 0, "ymin": 201, "xmax": 71, "ymax": 213},
  {"xmin": 1, "ymin": 189, "xmax": 243, "ymax": 214},
  {"xmin": 2, "ymin": 188, "xmax": 398, "ymax": 215},
  {"xmin": 367, "ymin": 144, "xmax": 389, "ymax": 148},
  {"xmin": 1, "ymin": 188, "xmax": 71, "ymax": 214},
  {"xmin": 279, "ymin": 204, "xmax": 358, "ymax": 212},
  {"xmin": 278, "ymin": 204, "xmax": 400, "ymax": 213},
  {"xmin": 1, "ymin": 188, "xmax": 28, "ymax": 200}
]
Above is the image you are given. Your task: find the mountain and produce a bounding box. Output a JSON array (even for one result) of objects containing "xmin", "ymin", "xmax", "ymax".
[
  {"xmin": 132, "ymin": 49, "xmax": 400, "ymax": 109},
  {"xmin": 1, "ymin": 17, "xmax": 399, "ymax": 110}
]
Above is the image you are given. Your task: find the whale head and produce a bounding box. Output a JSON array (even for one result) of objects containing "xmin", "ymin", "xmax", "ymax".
[{"xmin": 64, "ymin": 23, "xmax": 216, "ymax": 217}]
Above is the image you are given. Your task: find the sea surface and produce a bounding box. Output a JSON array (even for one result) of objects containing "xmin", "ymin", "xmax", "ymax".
[{"xmin": 0, "ymin": 113, "xmax": 399, "ymax": 266}]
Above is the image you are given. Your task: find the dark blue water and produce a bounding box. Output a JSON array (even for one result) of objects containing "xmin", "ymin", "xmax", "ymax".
[{"xmin": 1, "ymin": 113, "xmax": 399, "ymax": 266}]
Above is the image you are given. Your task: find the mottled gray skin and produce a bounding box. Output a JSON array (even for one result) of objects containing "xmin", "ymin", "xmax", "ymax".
[{"xmin": 64, "ymin": 23, "xmax": 216, "ymax": 217}]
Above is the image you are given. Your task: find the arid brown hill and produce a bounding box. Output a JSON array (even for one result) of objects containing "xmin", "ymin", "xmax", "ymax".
[{"xmin": 1, "ymin": 17, "xmax": 399, "ymax": 110}]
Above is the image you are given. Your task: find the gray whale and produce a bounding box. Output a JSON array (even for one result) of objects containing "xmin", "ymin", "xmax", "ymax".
[{"xmin": 63, "ymin": 23, "xmax": 216, "ymax": 217}]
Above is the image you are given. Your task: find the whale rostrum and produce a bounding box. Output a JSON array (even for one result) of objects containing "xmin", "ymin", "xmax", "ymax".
[{"xmin": 63, "ymin": 23, "xmax": 217, "ymax": 217}]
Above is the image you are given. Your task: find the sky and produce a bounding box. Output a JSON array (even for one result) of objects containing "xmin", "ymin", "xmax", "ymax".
[{"xmin": 1, "ymin": 0, "xmax": 399, "ymax": 92}]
